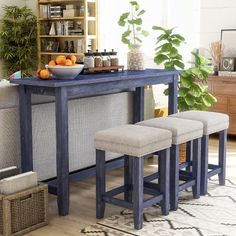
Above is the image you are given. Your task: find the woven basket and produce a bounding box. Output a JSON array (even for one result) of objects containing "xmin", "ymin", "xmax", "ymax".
[
  {"xmin": 179, "ymin": 143, "xmax": 187, "ymax": 163},
  {"xmin": 0, "ymin": 184, "xmax": 48, "ymax": 236}
]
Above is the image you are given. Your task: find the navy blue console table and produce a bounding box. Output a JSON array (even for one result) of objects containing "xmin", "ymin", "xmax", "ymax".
[{"xmin": 11, "ymin": 69, "xmax": 180, "ymax": 216}]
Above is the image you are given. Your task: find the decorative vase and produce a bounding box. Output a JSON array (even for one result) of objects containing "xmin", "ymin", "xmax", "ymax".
[
  {"xmin": 127, "ymin": 44, "xmax": 145, "ymax": 70},
  {"xmin": 49, "ymin": 22, "xmax": 56, "ymax": 35}
]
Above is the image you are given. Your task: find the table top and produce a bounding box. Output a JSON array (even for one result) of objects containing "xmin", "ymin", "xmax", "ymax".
[{"xmin": 10, "ymin": 69, "xmax": 180, "ymax": 88}]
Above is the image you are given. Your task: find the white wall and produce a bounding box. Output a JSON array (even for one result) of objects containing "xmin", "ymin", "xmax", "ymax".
[
  {"xmin": 200, "ymin": 0, "xmax": 236, "ymax": 57},
  {"xmin": 167, "ymin": 0, "xmax": 200, "ymax": 64}
]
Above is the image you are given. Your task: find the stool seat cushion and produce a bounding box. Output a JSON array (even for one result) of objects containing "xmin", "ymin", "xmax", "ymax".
[
  {"xmin": 95, "ymin": 125, "xmax": 172, "ymax": 157},
  {"xmin": 137, "ymin": 117, "xmax": 203, "ymax": 145},
  {"xmin": 170, "ymin": 111, "xmax": 229, "ymax": 135}
]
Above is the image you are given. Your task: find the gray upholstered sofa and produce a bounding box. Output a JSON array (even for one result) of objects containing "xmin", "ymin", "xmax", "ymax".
[{"xmin": 0, "ymin": 81, "xmax": 154, "ymax": 180}]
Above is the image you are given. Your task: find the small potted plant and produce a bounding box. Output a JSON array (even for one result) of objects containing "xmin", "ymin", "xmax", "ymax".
[{"xmin": 118, "ymin": 1, "xmax": 149, "ymax": 70}]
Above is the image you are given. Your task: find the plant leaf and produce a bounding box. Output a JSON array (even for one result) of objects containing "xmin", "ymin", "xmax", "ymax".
[
  {"xmin": 185, "ymin": 94, "xmax": 195, "ymax": 106},
  {"xmin": 152, "ymin": 25, "xmax": 165, "ymax": 31},
  {"xmin": 135, "ymin": 36, "xmax": 142, "ymax": 43},
  {"xmin": 137, "ymin": 10, "xmax": 145, "ymax": 16},
  {"xmin": 178, "ymin": 87, "xmax": 189, "ymax": 97},
  {"xmin": 181, "ymin": 76, "xmax": 192, "ymax": 88},
  {"xmin": 154, "ymin": 54, "xmax": 169, "ymax": 65},
  {"xmin": 128, "ymin": 18, "xmax": 142, "ymax": 25},
  {"xmin": 118, "ymin": 12, "xmax": 130, "ymax": 26},
  {"xmin": 172, "ymin": 34, "xmax": 185, "ymax": 41},
  {"xmin": 130, "ymin": 1, "xmax": 139, "ymax": 11},
  {"xmin": 141, "ymin": 30, "xmax": 149, "ymax": 37},
  {"xmin": 174, "ymin": 60, "xmax": 185, "ymax": 69}
]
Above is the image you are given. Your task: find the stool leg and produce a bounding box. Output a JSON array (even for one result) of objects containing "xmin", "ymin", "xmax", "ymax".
[
  {"xmin": 200, "ymin": 135, "xmax": 209, "ymax": 196},
  {"xmin": 186, "ymin": 141, "xmax": 193, "ymax": 172},
  {"xmin": 219, "ymin": 130, "xmax": 227, "ymax": 185},
  {"xmin": 170, "ymin": 145, "xmax": 179, "ymax": 211},
  {"xmin": 96, "ymin": 149, "xmax": 106, "ymax": 219},
  {"xmin": 159, "ymin": 148, "xmax": 170, "ymax": 215},
  {"xmin": 192, "ymin": 138, "xmax": 201, "ymax": 199},
  {"xmin": 133, "ymin": 157, "xmax": 144, "ymax": 230},
  {"xmin": 124, "ymin": 155, "xmax": 133, "ymax": 202}
]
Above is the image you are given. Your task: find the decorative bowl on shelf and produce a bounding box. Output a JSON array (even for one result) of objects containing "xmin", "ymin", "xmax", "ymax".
[{"xmin": 46, "ymin": 64, "xmax": 84, "ymax": 80}]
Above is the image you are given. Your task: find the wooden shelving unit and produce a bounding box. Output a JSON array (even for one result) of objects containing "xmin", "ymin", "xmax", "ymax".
[{"xmin": 37, "ymin": 0, "xmax": 98, "ymax": 66}]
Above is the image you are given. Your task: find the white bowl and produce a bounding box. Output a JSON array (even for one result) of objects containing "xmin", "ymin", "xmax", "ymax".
[{"xmin": 46, "ymin": 64, "xmax": 84, "ymax": 80}]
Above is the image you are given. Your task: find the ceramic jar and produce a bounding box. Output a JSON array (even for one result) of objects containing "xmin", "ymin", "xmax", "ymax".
[{"xmin": 127, "ymin": 44, "xmax": 145, "ymax": 70}]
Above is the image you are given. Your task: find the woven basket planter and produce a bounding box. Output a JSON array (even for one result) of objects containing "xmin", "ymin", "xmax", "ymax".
[
  {"xmin": 0, "ymin": 184, "xmax": 48, "ymax": 236},
  {"xmin": 179, "ymin": 143, "xmax": 187, "ymax": 163}
]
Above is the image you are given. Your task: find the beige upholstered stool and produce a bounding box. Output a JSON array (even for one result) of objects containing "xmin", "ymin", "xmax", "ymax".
[
  {"xmin": 170, "ymin": 110, "xmax": 229, "ymax": 195},
  {"xmin": 95, "ymin": 124, "xmax": 172, "ymax": 230},
  {"xmin": 137, "ymin": 117, "xmax": 203, "ymax": 210}
]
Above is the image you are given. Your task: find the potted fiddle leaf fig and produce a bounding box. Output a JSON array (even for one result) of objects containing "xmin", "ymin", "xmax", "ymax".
[
  {"xmin": 153, "ymin": 26, "xmax": 216, "ymax": 162},
  {"xmin": 153, "ymin": 25, "xmax": 216, "ymax": 111},
  {"xmin": 118, "ymin": 1, "xmax": 149, "ymax": 70},
  {"xmin": 152, "ymin": 26, "xmax": 185, "ymax": 70},
  {"xmin": 0, "ymin": 6, "xmax": 37, "ymax": 77}
]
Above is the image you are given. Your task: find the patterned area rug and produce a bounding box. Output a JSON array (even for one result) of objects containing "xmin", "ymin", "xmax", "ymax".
[{"xmin": 81, "ymin": 178, "xmax": 236, "ymax": 236}]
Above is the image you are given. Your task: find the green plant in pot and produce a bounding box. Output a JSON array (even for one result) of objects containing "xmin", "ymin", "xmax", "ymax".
[
  {"xmin": 118, "ymin": 1, "xmax": 149, "ymax": 70},
  {"xmin": 152, "ymin": 26, "xmax": 216, "ymax": 111},
  {"xmin": 0, "ymin": 6, "xmax": 37, "ymax": 77},
  {"xmin": 153, "ymin": 26, "xmax": 216, "ymax": 162}
]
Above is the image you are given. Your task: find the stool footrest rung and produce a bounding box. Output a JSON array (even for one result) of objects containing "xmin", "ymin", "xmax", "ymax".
[
  {"xmin": 179, "ymin": 161, "xmax": 192, "ymax": 169},
  {"xmin": 144, "ymin": 173, "xmax": 159, "ymax": 182},
  {"xmin": 179, "ymin": 180, "xmax": 195, "ymax": 192},
  {"xmin": 144, "ymin": 181, "xmax": 159, "ymax": 190},
  {"xmin": 105, "ymin": 186, "xmax": 127, "ymax": 198},
  {"xmin": 103, "ymin": 196, "xmax": 133, "ymax": 209},
  {"xmin": 143, "ymin": 194, "xmax": 163, "ymax": 208},
  {"xmin": 208, "ymin": 167, "xmax": 221, "ymax": 178},
  {"xmin": 208, "ymin": 164, "xmax": 220, "ymax": 170}
]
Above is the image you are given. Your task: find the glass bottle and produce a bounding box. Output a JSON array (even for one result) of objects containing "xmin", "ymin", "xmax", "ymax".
[
  {"xmin": 110, "ymin": 49, "xmax": 119, "ymax": 66},
  {"xmin": 84, "ymin": 50, "xmax": 95, "ymax": 69},
  {"xmin": 102, "ymin": 49, "xmax": 111, "ymax": 67},
  {"xmin": 94, "ymin": 49, "xmax": 103, "ymax": 67}
]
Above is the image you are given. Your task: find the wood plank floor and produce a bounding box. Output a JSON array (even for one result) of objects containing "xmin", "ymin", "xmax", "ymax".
[{"xmin": 27, "ymin": 135, "xmax": 236, "ymax": 236}]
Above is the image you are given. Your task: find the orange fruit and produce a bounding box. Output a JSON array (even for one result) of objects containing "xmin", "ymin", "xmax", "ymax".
[
  {"xmin": 39, "ymin": 69, "xmax": 50, "ymax": 80},
  {"xmin": 55, "ymin": 55, "xmax": 66, "ymax": 65},
  {"xmin": 48, "ymin": 60, "xmax": 56, "ymax": 66},
  {"xmin": 66, "ymin": 55, "xmax": 77, "ymax": 65},
  {"xmin": 65, "ymin": 59, "xmax": 73, "ymax": 66},
  {"xmin": 70, "ymin": 55, "xmax": 77, "ymax": 64},
  {"xmin": 37, "ymin": 68, "xmax": 41, "ymax": 77}
]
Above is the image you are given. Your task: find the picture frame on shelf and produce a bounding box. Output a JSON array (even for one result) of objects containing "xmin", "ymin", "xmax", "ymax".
[
  {"xmin": 44, "ymin": 40, "xmax": 59, "ymax": 52},
  {"xmin": 221, "ymin": 29, "xmax": 236, "ymax": 57}
]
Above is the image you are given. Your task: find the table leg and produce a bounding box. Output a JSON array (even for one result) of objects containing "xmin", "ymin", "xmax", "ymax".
[
  {"xmin": 168, "ymin": 74, "xmax": 178, "ymax": 114},
  {"xmin": 55, "ymin": 87, "xmax": 69, "ymax": 216},
  {"xmin": 134, "ymin": 87, "xmax": 144, "ymax": 123},
  {"xmin": 19, "ymin": 85, "xmax": 33, "ymax": 172}
]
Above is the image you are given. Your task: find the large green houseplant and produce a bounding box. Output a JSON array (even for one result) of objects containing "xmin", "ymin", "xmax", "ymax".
[
  {"xmin": 118, "ymin": 1, "xmax": 149, "ymax": 70},
  {"xmin": 153, "ymin": 26, "xmax": 216, "ymax": 111},
  {"xmin": 0, "ymin": 6, "xmax": 37, "ymax": 77},
  {"xmin": 153, "ymin": 26, "xmax": 216, "ymax": 162}
]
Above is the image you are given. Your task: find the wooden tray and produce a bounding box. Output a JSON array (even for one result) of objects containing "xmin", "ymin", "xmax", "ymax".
[{"xmin": 83, "ymin": 65, "xmax": 124, "ymax": 74}]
